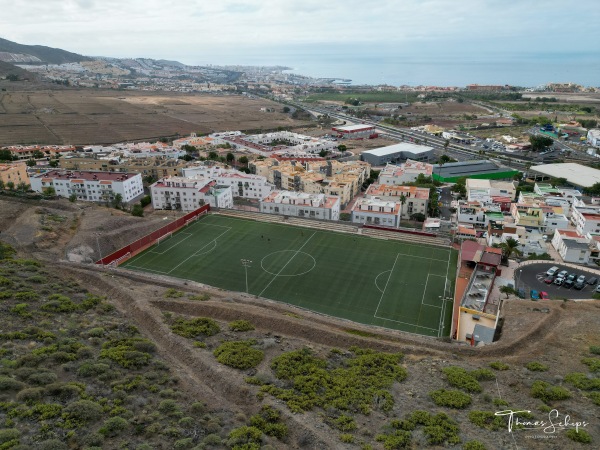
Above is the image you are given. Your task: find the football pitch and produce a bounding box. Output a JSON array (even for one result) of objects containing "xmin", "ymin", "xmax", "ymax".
[{"xmin": 121, "ymin": 214, "xmax": 458, "ymax": 337}]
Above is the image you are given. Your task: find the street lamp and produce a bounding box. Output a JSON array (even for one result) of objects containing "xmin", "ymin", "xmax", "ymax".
[
  {"xmin": 241, "ymin": 259, "xmax": 252, "ymax": 293},
  {"xmin": 517, "ymin": 269, "xmax": 522, "ymax": 290}
]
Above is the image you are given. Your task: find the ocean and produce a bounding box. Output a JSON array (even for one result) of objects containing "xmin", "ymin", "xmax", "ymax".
[{"xmin": 197, "ymin": 48, "xmax": 600, "ymax": 88}]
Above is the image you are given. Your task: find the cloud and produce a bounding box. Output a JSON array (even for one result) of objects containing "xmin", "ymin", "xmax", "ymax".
[{"xmin": 1, "ymin": 0, "xmax": 598, "ymax": 63}]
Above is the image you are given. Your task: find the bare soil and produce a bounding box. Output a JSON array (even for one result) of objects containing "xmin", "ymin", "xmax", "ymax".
[
  {"xmin": 1, "ymin": 197, "xmax": 599, "ymax": 449},
  {"xmin": 0, "ymin": 89, "xmax": 310, "ymax": 145}
]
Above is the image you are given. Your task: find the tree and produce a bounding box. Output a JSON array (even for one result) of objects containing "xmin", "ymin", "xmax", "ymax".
[
  {"xmin": 26, "ymin": 159, "xmax": 36, "ymax": 167},
  {"xmin": 499, "ymin": 285, "xmax": 516, "ymax": 299},
  {"xmin": 43, "ymin": 187, "xmax": 55, "ymax": 197},
  {"xmin": 238, "ymin": 156, "xmax": 249, "ymax": 166},
  {"xmin": 208, "ymin": 151, "xmax": 218, "ymax": 160},
  {"xmin": 529, "ymin": 135, "xmax": 553, "ymax": 152},
  {"xmin": 0, "ymin": 180, "xmax": 4, "ymax": 190},
  {"xmin": 319, "ymin": 149, "xmax": 328, "ymax": 158},
  {"xmin": 16, "ymin": 182, "xmax": 29, "ymax": 192},
  {"xmin": 69, "ymin": 193, "xmax": 77, "ymax": 203},
  {"xmin": 6, "ymin": 182, "xmax": 14, "ymax": 191},
  {"xmin": 499, "ymin": 237, "xmax": 522, "ymax": 261},
  {"xmin": 226, "ymin": 152, "xmax": 235, "ymax": 164},
  {"xmin": 399, "ymin": 194, "xmax": 407, "ymax": 219},
  {"xmin": 131, "ymin": 204, "xmax": 144, "ymax": 217},
  {"xmin": 112, "ymin": 193, "xmax": 123, "ymax": 209},
  {"xmin": 337, "ymin": 144, "xmax": 347, "ymax": 152},
  {"xmin": 443, "ymin": 139, "xmax": 450, "ymax": 151},
  {"xmin": 282, "ymin": 106, "xmax": 290, "ymax": 113},
  {"xmin": 143, "ymin": 175, "xmax": 158, "ymax": 185},
  {"xmin": 179, "ymin": 154, "xmax": 193, "ymax": 161},
  {"xmin": 49, "ymin": 159, "xmax": 59, "ymax": 168},
  {"xmin": 411, "ymin": 212, "xmax": 426, "ymax": 222},
  {"xmin": 0, "ymin": 150, "xmax": 14, "ymax": 162},
  {"xmin": 32, "ymin": 150, "xmax": 44, "ymax": 159},
  {"xmin": 438, "ymin": 155, "xmax": 456, "ymax": 164}
]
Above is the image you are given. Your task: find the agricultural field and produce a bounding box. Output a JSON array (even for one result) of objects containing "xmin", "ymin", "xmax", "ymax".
[
  {"xmin": 122, "ymin": 214, "xmax": 457, "ymax": 338},
  {"xmin": 0, "ymin": 90, "xmax": 308, "ymax": 146}
]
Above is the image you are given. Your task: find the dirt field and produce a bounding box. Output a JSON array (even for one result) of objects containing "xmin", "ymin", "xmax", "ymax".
[
  {"xmin": 1, "ymin": 196, "xmax": 599, "ymax": 449},
  {"xmin": 0, "ymin": 89, "xmax": 309, "ymax": 145}
]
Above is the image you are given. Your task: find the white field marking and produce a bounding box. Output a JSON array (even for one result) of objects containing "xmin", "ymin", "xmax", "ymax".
[
  {"xmin": 258, "ymin": 232, "xmax": 317, "ymax": 298},
  {"xmin": 167, "ymin": 228, "xmax": 231, "ymax": 274},
  {"xmin": 374, "ymin": 270, "xmax": 392, "ymax": 293},
  {"xmin": 260, "ymin": 251, "xmax": 317, "ymax": 277},
  {"xmin": 373, "ymin": 314, "xmax": 439, "ymax": 333},
  {"xmin": 373, "ymin": 253, "xmax": 401, "ymax": 318},
  {"xmin": 150, "ymin": 232, "xmax": 193, "ymax": 255},
  {"xmin": 421, "ymin": 274, "xmax": 444, "ymax": 309}
]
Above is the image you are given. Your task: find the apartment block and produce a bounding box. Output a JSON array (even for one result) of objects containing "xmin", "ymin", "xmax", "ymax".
[
  {"xmin": 364, "ymin": 184, "xmax": 429, "ymax": 218},
  {"xmin": 259, "ymin": 190, "xmax": 340, "ymax": 221},
  {"xmin": 151, "ymin": 176, "xmax": 233, "ymax": 211}
]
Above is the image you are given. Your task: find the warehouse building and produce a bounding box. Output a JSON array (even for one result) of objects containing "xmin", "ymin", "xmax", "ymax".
[
  {"xmin": 528, "ymin": 163, "xmax": 600, "ymax": 190},
  {"xmin": 331, "ymin": 124, "xmax": 376, "ymax": 139},
  {"xmin": 361, "ymin": 142, "xmax": 435, "ymax": 166},
  {"xmin": 432, "ymin": 160, "xmax": 519, "ymax": 183}
]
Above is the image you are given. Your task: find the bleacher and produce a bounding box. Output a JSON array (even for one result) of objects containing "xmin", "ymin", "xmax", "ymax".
[
  {"xmin": 216, "ymin": 209, "xmax": 285, "ymax": 223},
  {"xmin": 285, "ymin": 217, "xmax": 359, "ymax": 234},
  {"xmin": 361, "ymin": 227, "xmax": 451, "ymax": 248}
]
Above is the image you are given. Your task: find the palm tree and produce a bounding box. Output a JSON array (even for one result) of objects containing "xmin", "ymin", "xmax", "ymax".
[
  {"xmin": 399, "ymin": 194, "xmax": 407, "ymax": 220},
  {"xmin": 499, "ymin": 237, "xmax": 522, "ymax": 261}
]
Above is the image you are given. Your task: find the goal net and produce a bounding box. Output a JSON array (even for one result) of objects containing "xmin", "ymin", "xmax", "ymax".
[{"xmin": 156, "ymin": 232, "xmax": 173, "ymax": 245}]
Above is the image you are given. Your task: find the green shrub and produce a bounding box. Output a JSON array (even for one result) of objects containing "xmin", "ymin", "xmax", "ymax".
[
  {"xmin": 64, "ymin": 400, "xmax": 103, "ymax": 423},
  {"xmin": 229, "ymin": 320, "xmax": 255, "ymax": 332},
  {"xmin": 157, "ymin": 399, "xmax": 182, "ymax": 416},
  {"xmin": 164, "ymin": 288, "xmax": 184, "ymax": 298},
  {"xmin": 339, "ymin": 434, "xmax": 354, "ymax": 443},
  {"xmin": 442, "ymin": 367, "xmax": 482, "ymax": 392},
  {"xmin": 493, "ymin": 398, "xmax": 509, "ymax": 407},
  {"xmin": 565, "ymin": 428, "xmax": 592, "ymax": 443},
  {"xmin": 489, "ymin": 361, "xmax": 509, "ymax": 371},
  {"xmin": 463, "ymin": 441, "xmax": 487, "ymax": 450},
  {"xmin": 468, "ymin": 410, "xmax": 506, "ymax": 430},
  {"xmin": 9, "ymin": 304, "xmax": 31, "ymax": 318},
  {"xmin": 471, "ymin": 368, "xmax": 495, "ymax": 380},
  {"xmin": 526, "ymin": 362, "xmax": 549, "ymax": 372},
  {"xmin": 0, "ymin": 428, "xmax": 19, "ymax": 445},
  {"xmin": 38, "ymin": 439, "xmax": 68, "ymax": 450},
  {"xmin": 99, "ymin": 416, "xmax": 129, "ymax": 437},
  {"xmin": 15, "ymin": 387, "xmax": 44, "ymax": 403},
  {"xmin": 213, "ymin": 340, "xmax": 264, "ymax": 369},
  {"xmin": 375, "ymin": 430, "xmax": 411, "ymax": 449},
  {"xmin": 187, "ymin": 293, "xmax": 210, "ymax": 301},
  {"xmin": 77, "ymin": 362, "xmax": 110, "ymax": 377},
  {"xmin": 227, "ymin": 426, "xmax": 263, "ymax": 449},
  {"xmin": 27, "ymin": 371, "xmax": 57, "ymax": 386},
  {"xmin": 249, "ymin": 406, "xmax": 287, "ymax": 439},
  {"xmin": 586, "ymin": 392, "xmax": 600, "ymax": 405},
  {"xmin": 13, "ymin": 291, "xmax": 38, "ymax": 301},
  {"xmin": 590, "ymin": 346, "xmax": 600, "ymax": 355},
  {"xmin": 429, "ymin": 389, "xmax": 472, "ymax": 409},
  {"xmin": 171, "ymin": 317, "xmax": 220, "ymax": 338},
  {"xmin": 0, "ymin": 377, "xmax": 25, "ymax": 392},
  {"xmin": 100, "ymin": 338, "xmax": 155, "ymax": 368},
  {"xmin": 564, "ymin": 372, "xmax": 600, "ymax": 390},
  {"xmin": 530, "ymin": 381, "xmax": 571, "ymax": 403},
  {"xmin": 582, "ymin": 358, "xmax": 600, "ymax": 373},
  {"xmin": 173, "ymin": 438, "xmax": 194, "ymax": 449}
]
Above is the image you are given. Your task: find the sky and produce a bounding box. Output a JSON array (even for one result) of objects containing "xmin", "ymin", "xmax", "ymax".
[{"xmin": 1, "ymin": 0, "xmax": 600, "ymax": 84}]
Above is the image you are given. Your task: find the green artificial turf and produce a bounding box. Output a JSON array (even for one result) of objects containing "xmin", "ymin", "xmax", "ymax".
[{"xmin": 122, "ymin": 215, "xmax": 457, "ymax": 337}]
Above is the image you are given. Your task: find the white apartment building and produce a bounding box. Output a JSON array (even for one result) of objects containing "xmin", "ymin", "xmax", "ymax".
[
  {"xmin": 466, "ymin": 179, "xmax": 516, "ymax": 203},
  {"xmin": 259, "ymin": 190, "xmax": 340, "ymax": 221},
  {"xmin": 29, "ymin": 170, "xmax": 143, "ymax": 203},
  {"xmin": 543, "ymin": 213, "xmax": 569, "ymax": 233},
  {"xmin": 181, "ymin": 165, "xmax": 274, "ymax": 199},
  {"xmin": 364, "ymin": 184, "xmax": 429, "ymax": 218},
  {"xmin": 551, "ymin": 229, "xmax": 591, "ymax": 264},
  {"xmin": 378, "ymin": 160, "xmax": 433, "ymax": 185},
  {"xmin": 150, "ymin": 176, "xmax": 233, "ymax": 211},
  {"xmin": 351, "ymin": 198, "xmax": 402, "ymax": 227},
  {"xmin": 571, "ymin": 204, "xmax": 600, "ymax": 235},
  {"xmin": 587, "ymin": 129, "xmax": 600, "ymax": 147}
]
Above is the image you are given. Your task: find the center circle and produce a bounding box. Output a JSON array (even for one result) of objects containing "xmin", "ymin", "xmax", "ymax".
[{"xmin": 261, "ymin": 250, "xmax": 316, "ymax": 277}]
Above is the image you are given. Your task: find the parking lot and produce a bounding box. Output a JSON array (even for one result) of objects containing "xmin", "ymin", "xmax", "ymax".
[{"xmin": 516, "ymin": 263, "xmax": 600, "ymax": 300}]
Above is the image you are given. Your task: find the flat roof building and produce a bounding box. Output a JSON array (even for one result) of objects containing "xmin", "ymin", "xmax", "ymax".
[
  {"xmin": 529, "ymin": 163, "xmax": 600, "ymax": 189},
  {"xmin": 361, "ymin": 142, "xmax": 435, "ymax": 166},
  {"xmin": 432, "ymin": 160, "xmax": 519, "ymax": 183}
]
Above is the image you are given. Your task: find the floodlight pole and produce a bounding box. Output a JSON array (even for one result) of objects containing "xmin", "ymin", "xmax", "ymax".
[
  {"xmin": 517, "ymin": 269, "xmax": 522, "ymax": 290},
  {"xmin": 96, "ymin": 233, "xmax": 104, "ymax": 268},
  {"xmin": 241, "ymin": 259, "xmax": 252, "ymax": 293}
]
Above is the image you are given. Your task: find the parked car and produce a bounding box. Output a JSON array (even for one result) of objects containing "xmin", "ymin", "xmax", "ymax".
[
  {"xmin": 530, "ymin": 290, "xmax": 540, "ymax": 300},
  {"xmin": 557, "ymin": 270, "xmax": 568, "ymax": 279},
  {"xmin": 566, "ymin": 274, "xmax": 577, "ymax": 282},
  {"xmin": 587, "ymin": 277, "xmax": 598, "ymax": 286},
  {"xmin": 553, "ymin": 277, "xmax": 564, "ymax": 286},
  {"xmin": 546, "ymin": 266, "xmax": 559, "ymax": 277},
  {"xmin": 595, "ymin": 285, "xmax": 600, "ymax": 293},
  {"xmin": 577, "ymin": 275, "xmax": 586, "ymax": 284},
  {"xmin": 540, "ymin": 291, "xmax": 549, "ymax": 300},
  {"xmin": 564, "ymin": 279, "xmax": 575, "ymax": 289},
  {"xmin": 517, "ymin": 288, "xmax": 526, "ymax": 299},
  {"xmin": 574, "ymin": 281, "xmax": 585, "ymax": 290},
  {"xmin": 544, "ymin": 276, "xmax": 554, "ymax": 284}
]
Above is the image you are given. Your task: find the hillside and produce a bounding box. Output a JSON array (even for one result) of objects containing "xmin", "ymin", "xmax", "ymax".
[
  {"xmin": 0, "ymin": 61, "xmax": 36, "ymax": 80},
  {"xmin": 0, "ymin": 37, "xmax": 89, "ymax": 65}
]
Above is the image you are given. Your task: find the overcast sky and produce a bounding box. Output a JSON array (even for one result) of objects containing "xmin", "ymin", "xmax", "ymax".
[{"xmin": 2, "ymin": 0, "xmax": 599, "ymax": 66}]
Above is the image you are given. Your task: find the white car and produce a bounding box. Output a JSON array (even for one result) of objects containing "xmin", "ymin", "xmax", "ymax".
[{"xmin": 546, "ymin": 266, "xmax": 559, "ymax": 277}]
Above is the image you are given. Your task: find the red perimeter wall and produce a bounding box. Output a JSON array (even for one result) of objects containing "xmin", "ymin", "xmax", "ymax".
[
  {"xmin": 96, "ymin": 205, "xmax": 210, "ymax": 266},
  {"xmin": 363, "ymin": 224, "xmax": 437, "ymax": 238}
]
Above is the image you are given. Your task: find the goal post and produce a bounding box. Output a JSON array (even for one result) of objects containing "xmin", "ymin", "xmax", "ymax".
[
  {"xmin": 185, "ymin": 215, "xmax": 200, "ymax": 227},
  {"xmin": 156, "ymin": 232, "xmax": 173, "ymax": 245}
]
